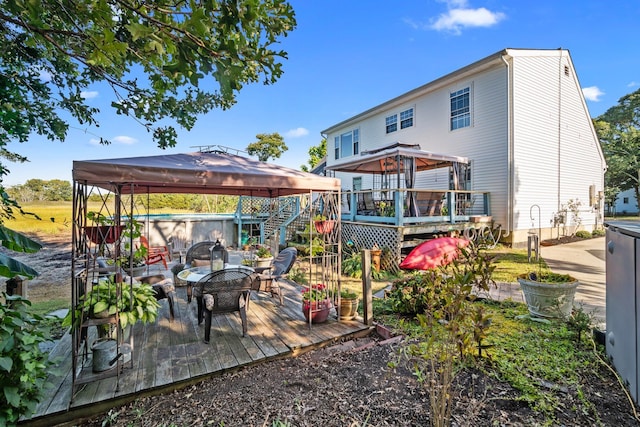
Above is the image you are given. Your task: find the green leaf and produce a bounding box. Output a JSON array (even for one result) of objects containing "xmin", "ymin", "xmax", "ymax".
[
  {"xmin": 3, "ymin": 386, "xmax": 20, "ymax": 407},
  {"xmin": 0, "ymin": 356, "xmax": 13, "ymax": 372},
  {"xmin": 0, "ymin": 226, "xmax": 42, "ymax": 253},
  {"xmin": 0, "ymin": 253, "xmax": 39, "ymax": 279},
  {"xmin": 93, "ymin": 301, "xmax": 108, "ymax": 314}
]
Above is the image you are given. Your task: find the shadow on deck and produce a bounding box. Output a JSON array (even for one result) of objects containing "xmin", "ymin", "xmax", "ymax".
[{"xmin": 22, "ymin": 281, "xmax": 372, "ymax": 427}]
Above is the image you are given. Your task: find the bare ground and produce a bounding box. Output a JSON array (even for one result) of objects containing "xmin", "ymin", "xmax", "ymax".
[{"xmin": 3, "ymin": 233, "xmax": 640, "ymax": 426}]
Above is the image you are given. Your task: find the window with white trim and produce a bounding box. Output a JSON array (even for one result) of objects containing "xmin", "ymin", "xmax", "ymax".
[
  {"xmin": 334, "ymin": 129, "xmax": 360, "ymax": 159},
  {"xmin": 386, "ymin": 107, "xmax": 414, "ymax": 133},
  {"xmin": 450, "ymin": 87, "xmax": 470, "ymax": 130},
  {"xmin": 385, "ymin": 114, "xmax": 397, "ymax": 133},
  {"xmin": 400, "ymin": 108, "xmax": 414, "ymax": 129}
]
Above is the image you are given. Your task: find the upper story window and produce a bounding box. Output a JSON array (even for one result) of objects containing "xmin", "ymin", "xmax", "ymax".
[
  {"xmin": 400, "ymin": 108, "xmax": 414, "ymax": 129},
  {"xmin": 450, "ymin": 87, "xmax": 470, "ymax": 130},
  {"xmin": 386, "ymin": 107, "xmax": 414, "ymax": 134},
  {"xmin": 334, "ymin": 129, "xmax": 360, "ymax": 160},
  {"xmin": 385, "ymin": 114, "xmax": 397, "ymax": 133}
]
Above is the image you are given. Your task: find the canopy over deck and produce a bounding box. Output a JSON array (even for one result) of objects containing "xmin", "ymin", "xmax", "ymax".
[
  {"xmin": 327, "ymin": 142, "xmax": 468, "ymax": 174},
  {"xmin": 73, "ymin": 151, "xmax": 340, "ymax": 197}
]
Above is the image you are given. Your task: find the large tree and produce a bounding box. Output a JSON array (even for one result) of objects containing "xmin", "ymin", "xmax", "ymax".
[
  {"xmin": 301, "ymin": 138, "xmax": 326, "ymax": 172},
  {"xmin": 595, "ymin": 88, "xmax": 640, "ymax": 213},
  {"xmin": 0, "ymin": 0, "xmax": 295, "ymax": 276},
  {"xmin": 246, "ymin": 132, "xmax": 288, "ymax": 161}
]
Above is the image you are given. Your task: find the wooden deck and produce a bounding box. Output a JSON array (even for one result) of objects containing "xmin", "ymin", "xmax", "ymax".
[{"xmin": 22, "ymin": 281, "xmax": 372, "ymax": 427}]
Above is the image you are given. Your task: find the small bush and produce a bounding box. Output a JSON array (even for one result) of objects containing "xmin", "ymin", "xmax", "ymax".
[
  {"xmin": 591, "ymin": 228, "xmax": 605, "ymax": 237},
  {"xmin": 575, "ymin": 230, "xmax": 592, "ymax": 239},
  {"xmin": 287, "ymin": 266, "xmax": 308, "ymax": 285},
  {"xmin": 1, "ymin": 295, "xmax": 57, "ymax": 426}
]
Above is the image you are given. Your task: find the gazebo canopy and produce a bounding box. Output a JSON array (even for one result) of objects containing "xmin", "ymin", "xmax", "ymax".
[
  {"xmin": 73, "ymin": 151, "xmax": 340, "ymax": 197},
  {"xmin": 327, "ymin": 142, "xmax": 468, "ymax": 174}
]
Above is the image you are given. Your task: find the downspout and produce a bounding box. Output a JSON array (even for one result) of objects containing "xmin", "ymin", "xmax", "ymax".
[
  {"xmin": 501, "ymin": 53, "xmax": 513, "ymax": 238},
  {"xmin": 557, "ymin": 49, "xmax": 563, "ymax": 215}
]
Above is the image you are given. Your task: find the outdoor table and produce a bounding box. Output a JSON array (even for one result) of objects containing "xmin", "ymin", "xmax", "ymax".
[{"xmin": 177, "ymin": 264, "xmax": 253, "ymax": 303}]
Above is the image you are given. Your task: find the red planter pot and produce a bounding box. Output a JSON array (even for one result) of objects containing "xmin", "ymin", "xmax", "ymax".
[
  {"xmin": 314, "ymin": 220, "xmax": 335, "ymax": 234},
  {"xmin": 84, "ymin": 225, "xmax": 123, "ymax": 244},
  {"xmin": 302, "ymin": 299, "xmax": 332, "ymax": 323}
]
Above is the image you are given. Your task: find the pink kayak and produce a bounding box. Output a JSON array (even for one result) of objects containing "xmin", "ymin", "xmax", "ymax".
[{"xmin": 399, "ymin": 237, "xmax": 469, "ymax": 270}]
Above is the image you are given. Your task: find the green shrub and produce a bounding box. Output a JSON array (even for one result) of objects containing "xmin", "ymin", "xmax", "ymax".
[
  {"xmin": 287, "ymin": 266, "xmax": 308, "ymax": 285},
  {"xmin": 591, "ymin": 228, "xmax": 605, "ymax": 237},
  {"xmin": 575, "ymin": 230, "xmax": 592, "ymax": 239},
  {"xmin": 342, "ymin": 251, "xmax": 363, "ymax": 279},
  {"xmin": 1, "ymin": 295, "xmax": 57, "ymax": 426},
  {"xmin": 341, "ymin": 250, "xmax": 384, "ymax": 280}
]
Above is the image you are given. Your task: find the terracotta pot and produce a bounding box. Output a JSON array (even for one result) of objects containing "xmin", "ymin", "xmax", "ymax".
[
  {"xmin": 339, "ymin": 297, "xmax": 359, "ymax": 320},
  {"xmin": 302, "ymin": 298, "xmax": 332, "ymax": 323}
]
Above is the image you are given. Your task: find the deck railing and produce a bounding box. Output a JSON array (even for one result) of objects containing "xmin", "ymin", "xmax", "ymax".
[{"xmin": 340, "ymin": 189, "xmax": 490, "ymax": 226}]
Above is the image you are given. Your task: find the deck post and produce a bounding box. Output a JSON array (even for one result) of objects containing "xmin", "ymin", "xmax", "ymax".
[{"xmin": 361, "ymin": 249, "xmax": 373, "ymax": 326}]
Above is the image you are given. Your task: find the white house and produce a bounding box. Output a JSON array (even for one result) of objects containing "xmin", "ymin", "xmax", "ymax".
[
  {"xmin": 322, "ymin": 48, "xmax": 606, "ymax": 246},
  {"xmin": 613, "ymin": 189, "xmax": 639, "ymax": 215}
]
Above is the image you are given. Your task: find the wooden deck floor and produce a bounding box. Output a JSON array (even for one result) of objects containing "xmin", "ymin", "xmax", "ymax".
[{"xmin": 23, "ymin": 281, "xmax": 371, "ymax": 427}]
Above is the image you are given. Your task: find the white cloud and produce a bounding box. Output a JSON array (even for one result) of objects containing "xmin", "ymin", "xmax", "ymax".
[
  {"xmin": 112, "ymin": 135, "xmax": 138, "ymax": 145},
  {"xmin": 89, "ymin": 138, "xmax": 101, "ymax": 146},
  {"xmin": 284, "ymin": 127, "xmax": 309, "ymax": 138},
  {"xmin": 429, "ymin": 1, "xmax": 505, "ymax": 35},
  {"xmin": 81, "ymin": 90, "xmax": 99, "ymax": 99},
  {"xmin": 628, "ymin": 81, "xmax": 638, "ymax": 88},
  {"xmin": 582, "ymin": 86, "xmax": 604, "ymax": 102}
]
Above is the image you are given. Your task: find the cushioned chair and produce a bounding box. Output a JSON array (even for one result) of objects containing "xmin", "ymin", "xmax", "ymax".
[
  {"xmin": 179, "ymin": 241, "xmax": 217, "ymax": 302},
  {"xmin": 194, "ymin": 268, "xmax": 255, "ymax": 342},
  {"xmin": 253, "ymin": 247, "xmax": 297, "ymax": 305}
]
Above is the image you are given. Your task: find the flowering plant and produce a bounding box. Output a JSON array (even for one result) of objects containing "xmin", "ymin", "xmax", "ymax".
[
  {"xmin": 301, "ymin": 283, "xmax": 329, "ymax": 303},
  {"xmin": 256, "ymin": 245, "xmax": 272, "ymax": 259}
]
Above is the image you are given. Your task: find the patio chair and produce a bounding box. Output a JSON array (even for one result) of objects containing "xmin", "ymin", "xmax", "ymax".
[
  {"xmin": 357, "ymin": 190, "xmax": 376, "ymax": 215},
  {"xmin": 178, "ymin": 240, "xmax": 217, "ymax": 301},
  {"xmin": 138, "ymin": 235, "xmax": 170, "ymax": 269},
  {"xmin": 253, "ymin": 247, "xmax": 297, "ymax": 305},
  {"xmin": 194, "ymin": 268, "xmax": 255, "ymax": 342},
  {"xmin": 415, "ymin": 191, "xmax": 445, "ymax": 216},
  {"xmin": 169, "ymin": 234, "xmax": 191, "ymax": 264}
]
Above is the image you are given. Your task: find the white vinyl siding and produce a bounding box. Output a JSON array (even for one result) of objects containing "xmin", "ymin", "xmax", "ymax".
[
  {"xmin": 510, "ymin": 52, "xmax": 604, "ymax": 231},
  {"xmin": 324, "ymin": 49, "xmax": 604, "ymax": 243}
]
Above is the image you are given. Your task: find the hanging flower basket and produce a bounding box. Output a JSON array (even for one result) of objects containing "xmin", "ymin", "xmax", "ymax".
[
  {"xmin": 84, "ymin": 225, "xmax": 123, "ymax": 244},
  {"xmin": 314, "ymin": 219, "xmax": 336, "ymax": 234}
]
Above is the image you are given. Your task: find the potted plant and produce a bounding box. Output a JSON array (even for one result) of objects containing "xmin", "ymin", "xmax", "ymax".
[
  {"xmin": 337, "ymin": 289, "xmax": 359, "ymax": 321},
  {"xmin": 301, "ymin": 283, "xmax": 332, "ymax": 323},
  {"xmin": 313, "ymin": 214, "xmax": 335, "ymax": 234},
  {"xmin": 63, "ymin": 278, "xmax": 160, "ymax": 337},
  {"xmin": 108, "ymin": 251, "xmax": 147, "ymax": 276},
  {"xmin": 254, "ymin": 245, "xmax": 273, "ymax": 268},
  {"xmin": 517, "ymin": 271, "xmax": 579, "ymax": 319}
]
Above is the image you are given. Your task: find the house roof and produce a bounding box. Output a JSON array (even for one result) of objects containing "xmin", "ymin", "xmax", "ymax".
[
  {"xmin": 326, "ymin": 142, "xmax": 468, "ymax": 174},
  {"xmin": 73, "ymin": 151, "xmax": 341, "ymax": 197}
]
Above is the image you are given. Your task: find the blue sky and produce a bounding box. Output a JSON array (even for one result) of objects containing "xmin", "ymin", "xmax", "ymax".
[{"xmin": 5, "ymin": 0, "xmax": 640, "ymax": 186}]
